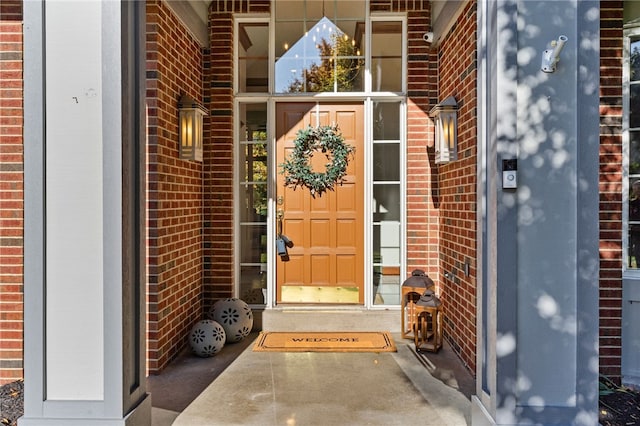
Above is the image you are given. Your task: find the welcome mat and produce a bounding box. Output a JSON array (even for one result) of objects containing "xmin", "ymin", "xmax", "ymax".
[{"xmin": 252, "ymin": 331, "xmax": 396, "ymax": 353}]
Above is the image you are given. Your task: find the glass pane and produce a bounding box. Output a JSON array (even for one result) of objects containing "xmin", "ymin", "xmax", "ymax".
[
  {"xmin": 238, "ymin": 23, "xmax": 268, "ymax": 93},
  {"xmin": 373, "ymin": 224, "xmax": 401, "ymax": 305},
  {"xmin": 373, "ymin": 102, "xmax": 400, "ymax": 140},
  {"xmin": 239, "ymin": 103, "xmax": 267, "ymax": 140},
  {"xmin": 334, "ymin": 20, "xmax": 364, "ymax": 92},
  {"xmin": 631, "ymin": 132, "xmax": 640, "ymax": 175},
  {"xmin": 239, "ymin": 144, "xmax": 267, "ymax": 182},
  {"xmin": 336, "ymin": 0, "xmax": 365, "ymax": 19},
  {"xmin": 238, "ymin": 104, "xmax": 268, "ymax": 226},
  {"xmin": 373, "ymin": 143, "xmax": 400, "ymax": 181},
  {"xmin": 238, "ymin": 101, "xmax": 268, "ymax": 304},
  {"xmin": 373, "ymin": 273, "xmax": 399, "ymax": 305},
  {"xmin": 631, "ymin": 37, "xmax": 640, "ymax": 82},
  {"xmin": 306, "ymin": 0, "xmax": 335, "ymax": 20},
  {"xmin": 372, "ymin": 21, "xmax": 402, "ymax": 92},
  {"xmin": 239, "ymin": 265, "xmax": 267, "ymax": 305},
  {"xmin": 372, "ymin": 58, "xmax": 401, "ymax": 92},
  {"xmin": 632, "ymin": 84, "xmax": 640, "ymax": 129},
  {"xmin": 275, "ymin": 21, "xmax": 304, "ymax": 59},
  {"xmin": 373, "ymin": 222, "xmax": 400, "ymax": 264},
  {"xmin": 239, "ymin": 183, "xmax": 268, "ymax": 222},
  {"xmin": 275, "ymin": 2, "xmax": 364, "ymax": 93},
  {"xmin": 274, "ymin": 0, "xmax": 304, "ymax": 20},
  {"xmin": 373, "ymin": 184, "xmax": 400, "ymax": 221},
  {"xmin": 239, "ymin": 224, "xmax": 267, "ymax": 263}
]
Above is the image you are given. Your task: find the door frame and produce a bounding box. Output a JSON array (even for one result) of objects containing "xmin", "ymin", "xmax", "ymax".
[
  {"xmin": 233, "ymin": 97, "xmax": 407, "ymax": 309},
  {"xmin": 267, "ymin": 99, "xmax": 375, "ymax": 308},
  {"xmin": 274, "ymin": 102, "xmax": 366, "ymax": 305},
  {"xmin": 268, "ymin": 98, "xmax": 406, "ymax": 309}
]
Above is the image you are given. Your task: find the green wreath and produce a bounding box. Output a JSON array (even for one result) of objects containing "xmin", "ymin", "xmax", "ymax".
[{"xmin": 280, "ymin": 125, "xmax": 355, "ymax": 197}]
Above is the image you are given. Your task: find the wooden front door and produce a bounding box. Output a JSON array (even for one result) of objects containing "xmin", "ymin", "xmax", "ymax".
[{"xmin": 276, "ymin": 103, "xmax": 365, "ymax": 304}]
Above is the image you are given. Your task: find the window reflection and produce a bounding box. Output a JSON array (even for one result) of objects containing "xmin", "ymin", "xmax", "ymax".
[
  {"xmin": 275, "ymin": 0, "xmax": 365, "ymax": 93},
  {"xmin": 631, "ymin": 38, "xmax": 640, "ymax": 82},
  {"xmin": 372, "ymin": 21, "xmax": 402, "ymax": 92},
  {"xmin": 631, "ymin": 132, "xmax": 640, "ymax": 177},
  {"xmin": 371, "ymin": 101, "xmax": 402, "ymax": 304},
  {"xmin": 373, "ymin": 102, "xmax": 400, "ymax": 140},
  {"xmin": 239, "ymin": 103, "xmax": 268, "ymax": 303},
  {"xmin": 372, "ymin": 183, "xmax": 401, "ymax": 305},
  {"xmin": 373, "ymin": 144, "xmax": 400, "ymax": 181},
  {"xmin": 238, "ymin": 23, "xmax": 269, "ymax": 93}
]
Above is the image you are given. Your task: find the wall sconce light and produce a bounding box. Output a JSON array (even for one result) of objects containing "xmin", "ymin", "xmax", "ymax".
[
  {"xmin": 178, "ymin": 94, "xmax": 208, "ymax": 162},
  {"xmin": 429, "ymin": 96, "xmax": 458, "ymax": 164}
]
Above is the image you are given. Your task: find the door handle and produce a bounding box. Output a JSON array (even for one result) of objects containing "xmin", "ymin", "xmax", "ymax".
[{"xmin": 277, "ymin": 209, "xmax": 284, "ymax": 235}]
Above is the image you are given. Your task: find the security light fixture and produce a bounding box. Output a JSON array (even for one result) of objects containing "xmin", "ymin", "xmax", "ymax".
[
  {"xmin": 429, "ymin": 96, "xmax": 458, "ymax": 164},
  {"xmin": 178, "ymin": 94, "xmax": 207, "ymax": 162}
]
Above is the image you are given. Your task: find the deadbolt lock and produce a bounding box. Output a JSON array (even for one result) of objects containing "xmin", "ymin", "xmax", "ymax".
[{"xmin": 277, "ymin": 196, "xmax": 284, "ymax": 205}]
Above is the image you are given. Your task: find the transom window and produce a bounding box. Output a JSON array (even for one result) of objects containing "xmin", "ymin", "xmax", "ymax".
[
  {"xmin": 274, "ymin": 0, "xmax": 366, "ymax": 93},
  {"xmin": 236, "ymin": 1, "xmax": 405, "ymax": 95}
]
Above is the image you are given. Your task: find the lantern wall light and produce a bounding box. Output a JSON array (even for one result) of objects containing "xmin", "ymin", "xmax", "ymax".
[
  {"xmin": 178, "ymin": 94, "xmax": 208, "ymax": 162},
  {"xmin": 429, "ymin": 96, "xmax": 458, "ymax": 164}
]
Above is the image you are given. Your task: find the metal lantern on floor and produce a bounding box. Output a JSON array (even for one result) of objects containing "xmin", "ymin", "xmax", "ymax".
[
  {"xmin": 208, "ymin": 298, "xmax": 254, "ymax": 343},
  {"xmin": 414, "ymin": 289, "xmax": 443, "ymax": 353},
  {"xmin": 401, "ymin": 269, "xmax": 435, "ymax": 339},
  {"xmin": 189, "ymin": 319, "xmax": 226, "ymax": 357}
]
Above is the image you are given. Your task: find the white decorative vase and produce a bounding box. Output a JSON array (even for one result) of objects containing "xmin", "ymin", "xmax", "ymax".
[
  {"xmin": 208, "ymin": 298, "xmax": 253, "ymax": 343},
  {"xmin": 189, "ymin": 319, "xmax": 226, "ymax": 357}
]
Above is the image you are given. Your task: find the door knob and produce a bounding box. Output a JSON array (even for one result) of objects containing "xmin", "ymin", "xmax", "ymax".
[{"xmin": 277, "ymin": 209, "xmax": 284, "ymax": 219}]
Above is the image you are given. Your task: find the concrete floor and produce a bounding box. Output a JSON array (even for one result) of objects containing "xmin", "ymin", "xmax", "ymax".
[{"xmin": 149, "ymin": 332, "xmax": 474, "ymax": 425}]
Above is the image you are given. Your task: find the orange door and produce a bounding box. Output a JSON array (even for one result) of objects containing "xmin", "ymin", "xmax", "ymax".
[{"xmin": 276, "ymin": 103, "xmax": 364, "ymax": 304}]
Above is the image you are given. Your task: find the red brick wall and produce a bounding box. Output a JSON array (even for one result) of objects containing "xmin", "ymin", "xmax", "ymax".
[
  {"xmin": 404, "ymin": 2, "xmax": 439, "ymax": 279},
  {"xmin": 599, "ymin": 0, "xmax": 624, "ymax": 382},
  {"xmin": 203, "ymin": 0, "xmax": 439, "ymax": 309},
  {"xmin": 0, "ymin": 0, "xmax": 23, "ymax": 386},
  {"xmin": 203, "ymin": 6, "xmax": 234, "ymax": 309},
  {"xmin": 146, "ymin": 1, "xmax": 205, "ymax": 373},
  {"xmin": 432, "ymin": 2, "xmax": 477, "ymax": 373},
  {"xmin": 203, "ymin": 0, "xmax": 270, "ymax": 309}
]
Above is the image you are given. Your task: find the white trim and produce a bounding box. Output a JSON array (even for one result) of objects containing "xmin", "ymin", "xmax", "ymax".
[
  {"xmin": 475, "ymin": 0, "xmax": 497, "ymax": 418},
  {"xmin": 400, "ymin": 99, "xmax": 408, "ymax": 305},
  {"xmin": 45, "ymin": 0, "xmax": 104, "ymax": 401}
]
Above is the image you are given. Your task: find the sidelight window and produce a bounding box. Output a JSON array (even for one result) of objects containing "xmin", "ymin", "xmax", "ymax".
[
  {"xmin": 238, "ymin": 103, "xmax": 269, "ymax": 304},
  {"xmin": 372, "ymin": 101, "xmax": 402, "ymax": 305}
]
